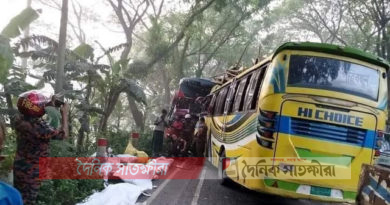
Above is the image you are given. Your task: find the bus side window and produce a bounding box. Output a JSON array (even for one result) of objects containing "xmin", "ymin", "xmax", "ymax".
[
  {"xmin": 233, "ymin": 75, "xmax": 251, "ymax": 112},
  {"xmin": 207, "ymin": 94, "xmax": 217, "ymax": 115},
  {"xmin": 213, "ymin": 92, "xmax": 220, "ymax": 115},
  {"xmin": 214, "ymin": 87, "xmax": 228, "ymax": 115},
  {"xmin": 224, "ymin": 80, "xmax": 238, "ymax": 114},
  {"xmin": 253, "ymin": 65, "xmax": 268, "ymax": 108},
  {"xmin": 244, "ymin": 65, "xmax": 268, "ymax": 111}
]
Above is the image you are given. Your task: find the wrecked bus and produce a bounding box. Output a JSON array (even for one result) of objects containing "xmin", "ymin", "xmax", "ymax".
[
  {"xmin": 167, "ymin": 78, "xmax": 215, "ymax": 120},
  {"xmin": 205, "ymin": 42, "xmax": 389, "ymax": 203}
]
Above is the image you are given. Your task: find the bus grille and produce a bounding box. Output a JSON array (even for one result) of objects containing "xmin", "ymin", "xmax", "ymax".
[{"xmin": 291, "ymin": 118, "xmax": 366, "ymax": 146}]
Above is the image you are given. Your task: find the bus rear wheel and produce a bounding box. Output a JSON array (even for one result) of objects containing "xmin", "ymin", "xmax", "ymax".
[{"xmin": 218, "ymin": 150, "xmax": 229, "ymax": 185}]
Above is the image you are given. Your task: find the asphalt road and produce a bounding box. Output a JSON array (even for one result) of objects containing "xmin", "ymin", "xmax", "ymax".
[{"xmin": 137, "ymin": 160, "xmax": 340, "ymax": 205}]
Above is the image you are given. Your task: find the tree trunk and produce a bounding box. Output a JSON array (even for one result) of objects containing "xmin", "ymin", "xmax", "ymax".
[
  {"xmin": 381, "ymin": 26, "xmax": 386, "ymax": 59},
  {"xmin": 116, "ymin": 114, "xmax": 121, "ymax": 130},
  {"xmin": 127, "ymin": 95, "xmax": 145, "ymax": 131},
  {"xmin": 0, "ymin": 115, "xmax": 6, "ymax": 148},
  {"xmin": 4, "ymin": 91, "xmax": 14, "ymax": 128},
  {"xmin": 99, "ymin": 89, "xmax": 121, "ymax": 132},
  {"xmin": 376, "ymin": 30, "xmax": 381, "ymax": 57},
  {"xmin": 383, "ymin": 26, "xmax": 390, "ymax": 60},
  {"xmin": 176, "ymin": 35, "xmax": 190, "ymax": 79},
  {"xmin": 99, "ymin": 113, "xmax": 109, "ymax": 132},
  {"xmin": 21, "ymin": 0, "xmax": 32, "ymax": 70},
  {"xmin": 161, "ymin": 66, "xmax": 171, "ymax": 108},
  {"xmin": 77, "ymin": 74, "xmax": 92, "ymax": 153},
  {"xmin": 76, "ymin": 125, "xmax": 85, "ymax": 153},
  {"xmin": 55, "ymin": 0, "xmax": 69, "ymax": 94}
]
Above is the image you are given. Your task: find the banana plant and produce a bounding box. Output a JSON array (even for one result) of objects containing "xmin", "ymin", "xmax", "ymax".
[
  {"xmin": 94, "ymin": 42, "xmax": 147, "ymax": 132},
  {"xmin": 0, "ymin": 7, "xmax": 40, "ymax": 123},
  {"xmin": 13, "ymin": 36, "xmax": 147, "ymax": 148}
]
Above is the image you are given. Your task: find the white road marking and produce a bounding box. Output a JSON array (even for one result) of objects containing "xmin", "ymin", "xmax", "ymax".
[{"xmin": 191, "ymin": 166, "xmax": 207, "ymax": 205}]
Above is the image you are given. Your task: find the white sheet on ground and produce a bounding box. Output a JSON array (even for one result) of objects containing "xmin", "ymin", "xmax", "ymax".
[
  {"xmin": 77, "ymin": 183, "xmax": 142, "ymax": 205},
  {"xmin": 120, "ymin": 179, "xmax": 152, "ymax": 192},
  {"xmin": 78, "ymin": 157, "xmax": 176, "ymax": 205}
]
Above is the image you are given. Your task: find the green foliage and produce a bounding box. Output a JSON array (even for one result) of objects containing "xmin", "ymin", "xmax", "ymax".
[
  {"xmin": 4, "ymin": 78, "xmax": 36, "ymax": 96},
  {"xmin": 73, "ymin": 43, "xmax": 94, "ymax": 61},
  {"xmin": 38, "ymin": 179, "xmax": 104, "ymax": 205},
  {"xmin": 15, "ymin": 35, "xmax": 58, "ymax": 54},
  {"xmin": 214, "ymin": 0, "xmax": 228, "ymax": 12},
  {"xmin": 104, "ymin": 130, "xmax": 130, "ymax": 154},
  {"xmin": 127, "ymin": 60, "xmax": 150, "ymax": 78},
  {"xmin": 36, "ymin": 137, "xmax": 104, "ymax": 204},
  {"xmin": 102, "ymin": 130, "xmax": 154, "ymax": 156},
  {"xmin": 1, "ymin": 7, "xmax": 39, "ymax": 38},
  {"xmin": 0, "ymin": 131, "xmax": 16, "ymax": 179},
  {"xmin": 112, "ymin": 59, "xmax": 128, "ymax": 75},
  {"xmin": 0, "ymin": 36, "xmax": 14, "ymax": 83},
  {"xmin": 137, "ymin": 132, "xmax": 154, "ymax": 156},
  {"xmin": 120, "ymin": 79, "xmax": 147, "ymax": 105},
  {"xmin": 44, "ymin": 106, "xmax": 62, "ymax": 129},
  {"xmin": 146, "ymin": 18, "xmax": 170, "ymax": 61}
]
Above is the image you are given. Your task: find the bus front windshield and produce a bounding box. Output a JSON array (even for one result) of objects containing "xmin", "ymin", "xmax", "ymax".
[{"xmin": 288, "ymin": 55, "xmax": 380, "ymax": 101}]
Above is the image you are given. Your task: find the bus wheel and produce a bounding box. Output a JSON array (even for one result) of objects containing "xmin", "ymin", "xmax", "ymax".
[{"xmin": 218, "ymin": 150, "xmax": 229, "ymax": 185}]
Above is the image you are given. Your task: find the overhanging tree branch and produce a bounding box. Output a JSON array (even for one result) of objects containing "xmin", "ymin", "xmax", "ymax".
[{"xmin": 145, "ymin": 0, "xmax": 217, "ymax": 68}]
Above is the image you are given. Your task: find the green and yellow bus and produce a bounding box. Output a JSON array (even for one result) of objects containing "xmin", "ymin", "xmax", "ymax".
[{"xmin": 205, "ymin": 42, "xmax": 390, "ymax": 203}]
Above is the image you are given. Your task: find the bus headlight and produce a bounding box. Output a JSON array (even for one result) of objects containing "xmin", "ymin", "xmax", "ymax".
[{"xmin": 257, "ymin": 109, "xmax": 278, "ymax": 149}]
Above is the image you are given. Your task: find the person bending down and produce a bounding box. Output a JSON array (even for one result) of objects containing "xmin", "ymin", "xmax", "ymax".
[{"xmin": 168, "ymin": 134, "xmax": 187, "ymax": 157}]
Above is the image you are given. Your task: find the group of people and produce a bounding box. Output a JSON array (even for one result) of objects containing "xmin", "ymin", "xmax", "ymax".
[{"xmin": 152, "ymin": 109, "xmax": 208, "ymax": 158}]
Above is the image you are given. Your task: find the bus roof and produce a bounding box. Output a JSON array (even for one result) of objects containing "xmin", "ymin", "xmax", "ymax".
[{"xmin": 273, "ymin": 42, "xmax": 390, "ymax": 70}]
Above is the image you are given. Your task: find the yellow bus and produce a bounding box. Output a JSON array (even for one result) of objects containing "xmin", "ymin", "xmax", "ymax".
[{"xmin": 205, "ymin": 42, "xmax": 390, "ymax": 203}]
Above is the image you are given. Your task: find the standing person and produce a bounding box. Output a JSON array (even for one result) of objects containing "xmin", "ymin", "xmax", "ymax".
[
  {"xmin": 152, "ymin": 109, "xmax": 168, "ymax": 157},
  {"xmin": 13, "ymin": 90, "xmax": 68, "ymax": 205},
  {"xmin": 182, "ymin": 114, "xmax": 195, "ymax": 154},
  {"xmin": 193, "ymin": 117, "xmax": 208, "ymax": 157}
]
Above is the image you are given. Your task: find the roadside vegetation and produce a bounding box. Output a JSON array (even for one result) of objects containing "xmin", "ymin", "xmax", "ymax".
[{"xmin": 0, "ymin": 0, "xmax": 389, "ymax": 203}]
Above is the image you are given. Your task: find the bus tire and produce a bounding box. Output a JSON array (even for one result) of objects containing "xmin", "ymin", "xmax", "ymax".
[{"xmin": 218, "ymin": 150, "xmax": 229, "ymax": 185}]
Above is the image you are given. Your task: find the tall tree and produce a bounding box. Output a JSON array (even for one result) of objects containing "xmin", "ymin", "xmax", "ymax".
[
  {"xmin": 21, "ymin": 0, "xmax": 33, "ymax": 70},
  {"xmin": 55, "ymin": 0, "xmax": 69, "ymax": 94},
  {"xmin": 106, "ymin": 0, "xmax": 150, "ymax": 131}
]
